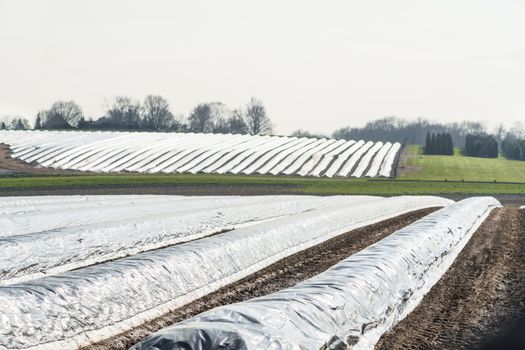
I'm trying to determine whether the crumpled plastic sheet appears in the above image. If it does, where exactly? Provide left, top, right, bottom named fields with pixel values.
left=0, top=195, right=378, bottom=285
left=0, top=195, right=280, bottom=237
left=0, top=195, right=452, bottom=349
left=0, top=130, right=402, bottom=177
left=132, top=197, right=500, bottom=350
left=0, top=195, right=164, bottom=216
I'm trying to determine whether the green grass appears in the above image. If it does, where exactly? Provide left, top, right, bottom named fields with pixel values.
left=1, top=172, right=525, bottom=195
left=399, top=145, right=525, bottom=183
left=2, top=144, right=525, bottom=195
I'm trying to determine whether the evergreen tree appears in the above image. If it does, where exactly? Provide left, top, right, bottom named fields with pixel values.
left=34, top=113, right=42, bottom=129
left=425, top=132, right=431, bottom=154
left=445, top=133, right=451, bottom=154
left=465, top=133, right=498, bottom=158
left=424, top=132, right=454, bottom=156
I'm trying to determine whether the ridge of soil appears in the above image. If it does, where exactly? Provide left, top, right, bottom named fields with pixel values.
left=85, top=207, right=438, bottom=349
left=376, top=207, right=525, bottom=350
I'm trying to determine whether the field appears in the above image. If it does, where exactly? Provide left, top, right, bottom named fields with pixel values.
left=0, top=130, right=401, bottom=178
left=0, top=133, right=524, bottom=349
left=399, top=145, right=525, bottom=182
left=3, top=195, right=520, bottom=350
left=1, top=173, right=525, bottom=199
left=0, top=195, right=454, bottom=349
left=2, top=132, right=525, bottom=201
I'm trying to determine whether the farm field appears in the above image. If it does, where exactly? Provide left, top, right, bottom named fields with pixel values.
left=1, top=131, right=524, bottom=349
left=1, top=194, right=520, bottom=350
left=399, top=145, right=525, bottom=182
left=95, top=207, right=438, bottom=349
left=377, top=206, right=525, bottom=349
left=4, top=2, right=525, bottom=349
left=0, top=130, right=400, bottom=178
left=1, top=173, right=525, bottom=198
left=129, top=197, right=499, bottom=349
left=2, top=135, right=525, bottom=199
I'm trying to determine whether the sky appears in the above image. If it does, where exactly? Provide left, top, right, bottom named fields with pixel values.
left=1, top=0, right=524, bottom=135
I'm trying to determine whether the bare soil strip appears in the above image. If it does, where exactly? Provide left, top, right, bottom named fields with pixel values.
left=376, top=207, right=525, bottom=350
left=394, top=144, right=419, bottom=177
left=0, top=144, right=77, bottom=174
left=85, top=207, right=438, bottom=349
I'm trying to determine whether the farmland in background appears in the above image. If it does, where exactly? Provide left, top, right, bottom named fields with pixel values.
left=399, top=145, right=525, bottom=182
left=1, top=133, right=525, bottom=198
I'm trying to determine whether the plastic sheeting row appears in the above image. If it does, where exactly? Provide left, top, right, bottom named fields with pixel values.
left=0, top=130, right=401, bottom=178
left=133, top=197, right=500, bottom=350
left=0, top=195, right=452, bottom=349
left=0, top=195, right=368, bottom=285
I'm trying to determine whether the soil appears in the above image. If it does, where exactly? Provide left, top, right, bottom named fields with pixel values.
left=0, top=183, right=304, bottom=197
left=84, top=207, right=438, bottom=350
left=376, top=207, right=525, bottom=350
left=0, top=144, right=78, bottom=175
left=395, top=145, right=421, bottom=177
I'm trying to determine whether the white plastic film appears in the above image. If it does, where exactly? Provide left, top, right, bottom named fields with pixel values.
left=132, top=197, right=499, bottom=350
left=0, top=195, right=451, bottom=349
left=0, top=130, right=402, bottom=178
left=0, top=195, right=363, bottom=285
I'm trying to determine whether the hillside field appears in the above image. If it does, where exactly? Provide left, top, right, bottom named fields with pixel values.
left=399, top=145, right=525, bottom=182
left=1, top=142, right=525, bottom=198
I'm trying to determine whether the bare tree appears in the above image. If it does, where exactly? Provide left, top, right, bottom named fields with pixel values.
left=141, top=95, right=174, bottom=131
left=105, top=96, right=141, bottom=129
left=188, top=102, right=230, bottom=133
left=209, top=102, right=230, bottom=133
left=228, top=108, right=248, bottom=134
left=509, top=121, right=525, bottom=139
left=44, top=100, right=83, bottom=128
left=10, top=117, right=30, bottom=130
left=459, top=120, right=485, bottom=135
left=168, top=114, right=188, bottom=132
left=244, top=97, right=272, bottom=135
left=492, top=123, right=506, bottom=143
left=188, top=103, right=212, bottom=133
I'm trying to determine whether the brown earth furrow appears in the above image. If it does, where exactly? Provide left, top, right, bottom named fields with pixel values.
left=85, top=207, right=438, bottom=350
left=376, top=207, right=525, bottom=350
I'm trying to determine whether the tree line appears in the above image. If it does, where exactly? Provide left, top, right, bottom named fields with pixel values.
left=464, top=134, right=499, bottom=158
left=501, top=135, right=525, bottom=161
left=0, top=118, right=30, bottom=130
left=332, top=116, right=488, bottom=146
left=7, top=95, right=273, bottom=136
left=5, top=104, right=525, bottom=161
left=333, top=116, right=525, bottom=161
left=424, top=132, right=454, bottom=155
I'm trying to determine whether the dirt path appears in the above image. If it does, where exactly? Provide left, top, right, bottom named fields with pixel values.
left=376, top=207, right=525, bottom=350
left=85, top=207, right=438, bottom=350
left=395, top=144, right=420, bottom=177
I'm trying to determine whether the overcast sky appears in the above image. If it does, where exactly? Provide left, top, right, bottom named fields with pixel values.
left=1, top=0, right=524, bottom=134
